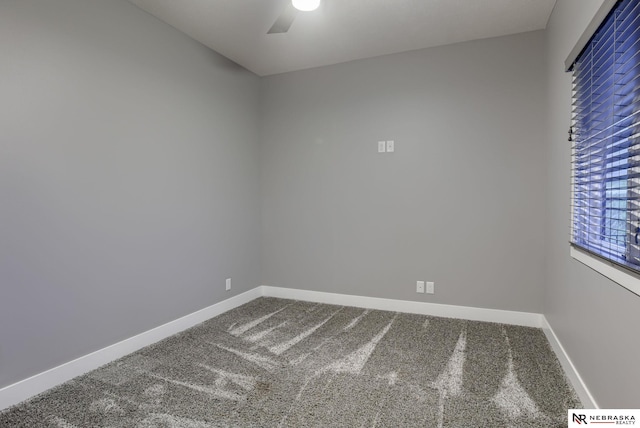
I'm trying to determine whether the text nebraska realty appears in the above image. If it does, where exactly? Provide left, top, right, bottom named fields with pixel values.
left=574, top=413, right=636, bottom=424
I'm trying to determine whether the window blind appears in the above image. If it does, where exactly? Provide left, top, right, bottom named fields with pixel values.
left=570, top=0, right=640, bottom=271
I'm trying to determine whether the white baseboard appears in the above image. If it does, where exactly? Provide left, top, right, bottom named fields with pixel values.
left=260, top=285, right=545, bottom=327
left=1, top=285, right=595, bottom=414
left=0, top=287, right=261, bottom=412
left=541, top=317, right=598, bottom=409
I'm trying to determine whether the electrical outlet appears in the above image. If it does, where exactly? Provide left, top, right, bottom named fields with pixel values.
left=378, top=141, right=386, bottom=153
left=416, top=280, right=425, bottom=294
left=386, top=140, right=395, bottom=153
left=426, top=281, right=435, bottom=294
left=225, top=278, right=231, bottom=291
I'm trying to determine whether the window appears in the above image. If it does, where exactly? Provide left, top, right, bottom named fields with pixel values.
left=569, top=0, right=640, bottom=279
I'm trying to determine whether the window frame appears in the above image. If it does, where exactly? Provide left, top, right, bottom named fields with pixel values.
left=567, top=0, right=640, bottom=297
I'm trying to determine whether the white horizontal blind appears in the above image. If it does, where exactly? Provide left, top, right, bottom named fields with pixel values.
left=570, top=0, right=640, bottom=271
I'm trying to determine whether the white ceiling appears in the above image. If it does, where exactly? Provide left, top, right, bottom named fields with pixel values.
left=128, top=0, right=556, bottom=76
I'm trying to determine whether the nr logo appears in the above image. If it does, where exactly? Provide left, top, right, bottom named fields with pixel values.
left=573, top=413, right=588, bottom=424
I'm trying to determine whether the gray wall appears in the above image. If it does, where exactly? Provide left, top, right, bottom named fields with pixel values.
left=0, top=0, right=261, bottom=389
left=260, top=31, right=547, bottom=313
left=545, top=0, right=640, bottom=408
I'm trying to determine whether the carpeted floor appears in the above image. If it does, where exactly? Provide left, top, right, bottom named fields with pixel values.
left=0, top=297, right=581, bottom=427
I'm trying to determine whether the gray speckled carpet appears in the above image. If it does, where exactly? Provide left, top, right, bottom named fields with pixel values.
left=0, top=298, right=581, bottom=427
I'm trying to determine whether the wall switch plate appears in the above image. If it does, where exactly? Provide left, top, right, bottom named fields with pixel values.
left=386, top=140, right=395, bottom=152
left=226, top=278, right=231, bottom=291
left=378, top=141, right=386, bottom=153
left=426, top=281, right=435, bottom=294
left=416, top=280, right=425, bottom=293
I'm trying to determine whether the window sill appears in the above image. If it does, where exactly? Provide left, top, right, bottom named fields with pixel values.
left=570, top=246, right=640, bottom=297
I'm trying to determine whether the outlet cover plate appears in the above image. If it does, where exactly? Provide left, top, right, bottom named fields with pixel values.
left=426, top=281, right=434, bottom=294
left=386, top=140, right=395, bottom=152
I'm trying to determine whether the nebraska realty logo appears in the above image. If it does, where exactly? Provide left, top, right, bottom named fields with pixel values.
left=569, top=409, right=639, bottom=426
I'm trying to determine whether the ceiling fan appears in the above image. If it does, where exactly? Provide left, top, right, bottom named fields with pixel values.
left=268, top=0, right=321, bottom=34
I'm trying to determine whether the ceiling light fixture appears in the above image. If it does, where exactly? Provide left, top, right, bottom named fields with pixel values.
left=292, top=0, right=321, bottom=12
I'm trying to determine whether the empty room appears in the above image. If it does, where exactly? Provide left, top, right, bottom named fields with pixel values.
left=1, top=0, right=639, bottom=426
